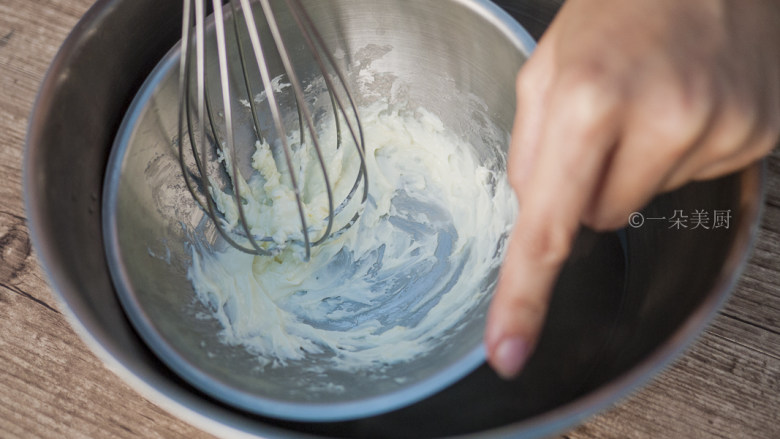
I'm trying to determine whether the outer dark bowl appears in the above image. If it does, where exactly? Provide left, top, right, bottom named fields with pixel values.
left=24, top=0, right=764, bottom=437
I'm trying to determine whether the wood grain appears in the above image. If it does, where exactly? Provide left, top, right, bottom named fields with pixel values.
left=0, top=1, right=213, bottom=438
left=0, top=1, right=778, bottom=438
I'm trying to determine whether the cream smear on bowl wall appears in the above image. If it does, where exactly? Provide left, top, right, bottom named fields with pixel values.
left=188, top=96, right=518, bottom=376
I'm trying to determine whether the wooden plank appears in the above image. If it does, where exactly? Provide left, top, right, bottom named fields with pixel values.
left=564, top=327, right=780, bottom=439
left=0, top=0, right=215, bottom=437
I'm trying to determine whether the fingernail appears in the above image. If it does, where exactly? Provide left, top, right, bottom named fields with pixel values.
left=493, top=336, right=529, bottom=379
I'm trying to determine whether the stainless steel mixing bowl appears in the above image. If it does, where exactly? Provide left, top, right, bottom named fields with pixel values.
left=24, top=0, right=764, bottom=437
left=100, top=0, right=534, bottom=422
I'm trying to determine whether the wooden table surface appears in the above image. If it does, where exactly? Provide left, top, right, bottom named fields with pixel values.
left=1, top=1, right=778, bottom=438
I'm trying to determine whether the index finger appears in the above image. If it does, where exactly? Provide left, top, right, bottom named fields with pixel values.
left=486, top=73, right=622, bottom=378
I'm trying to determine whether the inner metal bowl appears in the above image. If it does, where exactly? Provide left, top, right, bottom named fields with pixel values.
left=24, top=0, right=764, bottom=437
left=101, top=0, right=532, bottom=421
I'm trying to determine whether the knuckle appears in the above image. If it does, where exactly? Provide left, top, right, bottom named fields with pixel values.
left=641, top=77, right=713, bottom=158
left=517, top=220, right=575, bottom=266
left=553, top=63, right=625, bottom=139
left=505, top=293, right=548, bottom=326
left=651, top=111, right=703, bottom=165
left=559, top=57, right=623, bottom=99
left=560, top=56, right=617, bottom=90
left=559, top=79, right=616, bottom=122
left=699, top=97, right=768, bottom=166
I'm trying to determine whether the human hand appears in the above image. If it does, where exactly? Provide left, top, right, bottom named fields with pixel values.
left=486, top=0, right=780, bottom=378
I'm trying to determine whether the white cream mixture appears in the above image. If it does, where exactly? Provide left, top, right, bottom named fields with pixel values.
left=188, top=100, right=516, bottom=372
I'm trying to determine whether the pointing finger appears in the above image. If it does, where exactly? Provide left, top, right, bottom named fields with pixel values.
left=486, top=69, right=622, bottom=378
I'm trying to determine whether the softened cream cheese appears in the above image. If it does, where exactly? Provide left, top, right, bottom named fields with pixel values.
left=188, top=99, right=516, bottom=372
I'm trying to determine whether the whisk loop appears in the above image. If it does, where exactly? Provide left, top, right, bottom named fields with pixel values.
left=178, top=0, right=368, bottom=261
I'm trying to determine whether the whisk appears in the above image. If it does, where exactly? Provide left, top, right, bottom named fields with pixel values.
left=177, top=0, right=368, bottom=261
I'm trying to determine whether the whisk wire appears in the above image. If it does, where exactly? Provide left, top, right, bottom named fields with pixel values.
left=240, top=0, right=319, bottom=259
left=252, top=0, right=337, bottom=247
left=227, top=0, right=265, bottom=148
left=212, top=0, right=280, bottom=256
left=178, top=0, right=368, bottom=260
left=179, top=0, right=271, bottom=256
left=286, top=0, right=368, bottom=195
left=284, top=0, right=369, bottom=226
